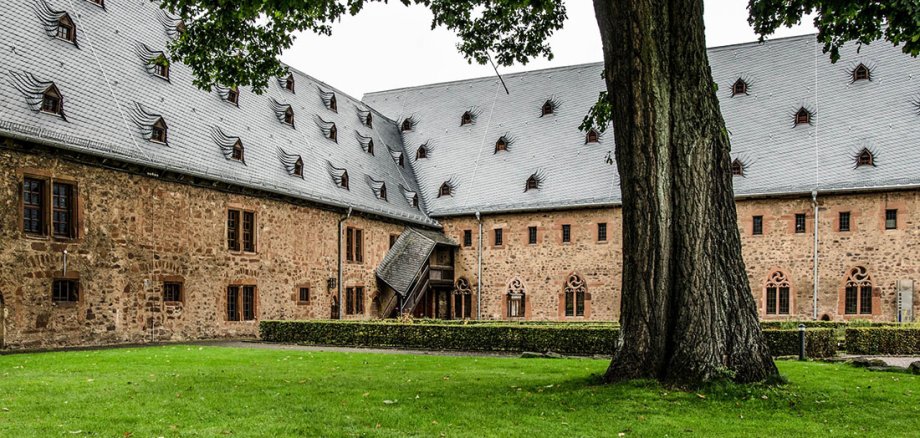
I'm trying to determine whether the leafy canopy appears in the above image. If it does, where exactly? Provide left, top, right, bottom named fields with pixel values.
left=161, top=0, right=566, bottom=92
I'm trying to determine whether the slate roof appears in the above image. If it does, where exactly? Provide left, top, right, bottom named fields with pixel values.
left=364, top=34, right=920, bottom=216
left=376, top=227, right=458, bottom=296
left=0, top=0, right=434, bottom=227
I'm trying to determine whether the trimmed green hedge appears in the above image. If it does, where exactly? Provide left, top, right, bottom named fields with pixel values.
left=846, top=328, right=920, bottom=355
left=763, top=328, right=837, bottom=358
left=260, top=321, right=838, bottom=358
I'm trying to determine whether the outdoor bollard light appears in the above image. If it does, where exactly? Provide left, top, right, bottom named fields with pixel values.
left=798, top=323, right=807, bottom=361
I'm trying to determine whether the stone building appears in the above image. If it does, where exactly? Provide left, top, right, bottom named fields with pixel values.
left=0, top=1, right=918, bottom=349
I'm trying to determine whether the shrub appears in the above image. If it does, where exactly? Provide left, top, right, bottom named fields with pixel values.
left=762, top=328, right=837, bottom=358
left=845, top=328, right=920, bottom=355
left=261, top=321, right=839, bottom=358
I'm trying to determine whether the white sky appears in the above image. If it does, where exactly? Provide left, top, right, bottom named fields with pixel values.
left=281, top=0, right=816, bottom=99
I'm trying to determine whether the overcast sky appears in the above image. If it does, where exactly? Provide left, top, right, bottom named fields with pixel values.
left=280, top=1, right=816, bottom=99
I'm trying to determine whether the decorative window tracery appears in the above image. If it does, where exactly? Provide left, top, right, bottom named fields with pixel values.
left=764, top=270, right=791, bottom=315
left=453, top=278, right=473, bottom=319
left=563, top=274, right=586, bottom=317
left=506, top=277, right=526, bottom=318
left=844, top=266, right=873, bottom=315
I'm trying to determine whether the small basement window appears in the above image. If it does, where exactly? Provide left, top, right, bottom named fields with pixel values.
left=163, top=282, right=182, bottom=303
left=41, top=85, right=63, bottom=115
left=57, top=15, right=76, bottom=43
left=795, top=108, right=811, bottom=126
left=731, top=78, right=747, bottom=96
left=853, top=64, right=870, bottom=81
left=151, top=118, right=168, bottom=143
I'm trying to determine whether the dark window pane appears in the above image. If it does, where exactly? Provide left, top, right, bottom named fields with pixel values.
left=355, top=230, right=364, bottom=263
left=23, top=178, right=44, bottom=234
left=227, top=210, right=240, bottom=251
left=242, top=211, right=255, bottom=252
left=494, top=229, right=503, bottom=246
left=778, top=287, right=790, bottom=314
left=463, top=230, right=472, bottom=247
left=454, top=294, right=463, bottom=319
left=597, top=223, right=607, bottom=241
left=346, top=287, right=354, bottom=315
left=464, top=294, right=471, bottom=318
left=346, top=228, right=354, bottom=262
left=752, top=216, right=763, bottom=235
left=242, top=286, right=256, bottom=320
left=52, top=182, right=74, bottom=238
left=227, top=286, right=240, bottom=321
left=163, top=282, right=182, bottom=302
left=576, top=291, right=585, bottom=316
left=299, top=287, right=310, bottom=302
left=356, top=287, right=364, bottom=314
left=52, top=279, right=79, bottom=303
left=839, top=212, right=850, bottom=232
left=766, top=287, right=777, bottom=314
left=528, top=226, right=537, bottom=244
left=564, top=291, right=573, bottom=316
left=795, top=214, right=806, bottom=233
left=562, top=224, right=571, bottom=243
left=845, top=286, right=858, bottom=314
left=885, top=209, right=897, bottom=230
left=860, top=285, right=872, bottom=314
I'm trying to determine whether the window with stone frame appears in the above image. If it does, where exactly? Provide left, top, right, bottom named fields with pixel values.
left=22, top=177, right=78, bottom=239
left=561, top=224, right=572, bottom=243
left=564, top=274, right=586, bottom=317
left=227, top=208, right=256, bottom=252
left=298, top=287, right=310, bottom=303
left=22, top=177, right=45, bottom=235
left=51, top=182, right=75, bottom=238
left=885, top=209, right=897, bottom=230
left=764, top=270, right=790, bottom=315
left=163, top=282, right=182, bottom=303
left=597, top=222, right=607, bottom=241
left=463, top=230, right=472, bottom=247
left=839, top=211, right=851, bottom=232
left=346, top=286, right=365, bottom=315
left=528, top=226, right=537, bottom=245
left=752, top=215, right=763, bottom=235
left=227, top=285, right=257, bottom=321
left=346, top=227, right=364, bottom=263
left=794, top=213, right=806, bottom=233
left=453, top=278, right=473, bottom=319
left=494, top=228, right=503, bottom=247
left=52, top=279, right=79, bottom=303
left=506, top=278, right=526, bottom=318
left=843, top=266, right=873, bottom=315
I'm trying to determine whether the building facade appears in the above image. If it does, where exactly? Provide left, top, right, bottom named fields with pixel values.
left=0, top=1, right=918, bottom=349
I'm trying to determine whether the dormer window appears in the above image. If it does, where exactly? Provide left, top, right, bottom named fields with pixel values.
left=795, top=108, right=811, bottom=126
left=56, top=15, right=76, bottom=43
left=367, top=139, right=375, bottom=155
left=340, top=171, right=349, bottom=189
left=151, top=56, right=170, bottom=80
left=412, top=194, right=419, bottom=208
left=231, top=140, right=244, bottom=161
left=151, top=118, right=168, bottom=143
left=379, top=183, right=387, bottom=201
left=329, top=95, right=337, bottom=112
left=285, top=74, right=295, bottom=93
left=283, top=107, right=295, bottom=126
left=401, top=119, right=413, bottom=131
left=461, top=111, right=473, bottom=126
left=365, top=113, right=373, bottom=128
left=731, top=78, right=748, bottom=96
left=398, top=154, right=404, bottom=167
left=585, top=129, right=599, bottom=144
left=40, top=85, right=63, bottom=115
left=731, top=159, right=744, bottom=176
left=293, top=158, right=304, bottom=177
left=87, top=0, right=104, bottom=6
left=328, top=124, right=337, bottom=142
left=495, top=137, right=508, bottom=152
left=857, top=149, right=874, bottom=167
left=525, top=175, right=539, bottom=191
left=227, top=87, right=239, bottom=105
left=417, top=144, right=428, bottom=159
left=175, top=21, right=187, bottom=35
left=853, top=64, right=870, bottom=82
left=439, top=182, right=452, bottom=197
left=541, top=100, right=554, bottom=116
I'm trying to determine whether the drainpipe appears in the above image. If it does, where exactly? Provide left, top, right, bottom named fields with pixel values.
left=337, top=207, right=353, bottom=320
left=812, top=190, right=819, bottom=320
left=476, top=211, right=483, bottom=320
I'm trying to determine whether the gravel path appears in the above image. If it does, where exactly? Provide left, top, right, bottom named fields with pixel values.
left=839, top=355, right=920, bottom=368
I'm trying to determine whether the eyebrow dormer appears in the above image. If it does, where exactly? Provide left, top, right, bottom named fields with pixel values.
left=40, top=84, right=63, bottom=115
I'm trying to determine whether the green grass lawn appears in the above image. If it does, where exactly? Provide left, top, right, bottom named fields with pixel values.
left=0, top=346, right=918, bottom=437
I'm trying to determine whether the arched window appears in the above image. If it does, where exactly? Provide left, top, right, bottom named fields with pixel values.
left=844, top=266, right=873, bottom=315
left=328, top=124, right=337, bottom=142
left=495, top=137, right=508, bottom=153
left=293, top=158, right=304, bottom=177
left=283, top=107, right=295, bottom=126
left=506, top=277, right=526, bottom=318
left=541, top=100, right=554, bottom=116
left=57, top=14, right=76, bottom=43
left=525, top=175, right=539, bottom=192
left=857, top=149, right=874, bottom=167
left=453, top=278, right=472, bottom=319
left=853, top=64, right=870, bottom=82
left=794, top=108, right=811, bottom=126
left=41, top=85, right=63, bottom=115
left=764, top=270, right=791, bottom=315
left=731, top=78, right=748, bottom=96
left=416, top=145, right=428, bottom=159
left=461, top=111, right=473, bottom=126
left=731, top=159, right=744, bottom=176
left=231, top=140, right=244, bottom=161
left=438, top=182, right=452, bottom=197
left=340, top=171, right=349, bottom=189
left=564, top=274, right=586, bottom=317
left=585, top=129, right=599, bottom=144
left=151, top=118, right=168, bottom=143
left=329, top=95, right=337, bottom=112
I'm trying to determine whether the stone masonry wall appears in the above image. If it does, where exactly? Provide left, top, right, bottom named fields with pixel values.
left=0, top=144, right=402, bottom=349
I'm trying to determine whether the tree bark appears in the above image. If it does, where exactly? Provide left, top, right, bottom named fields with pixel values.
left=593, top=0, right=778, bottom=384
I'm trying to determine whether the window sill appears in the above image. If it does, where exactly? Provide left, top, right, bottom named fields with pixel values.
left=163, top=301, right=183, bottom=306
left=296, top=301, right=310, bottom=306
left=52, top=302, right=79, bottom=308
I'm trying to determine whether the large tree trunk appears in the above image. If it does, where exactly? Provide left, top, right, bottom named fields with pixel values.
left=593, top=0, right=778, bottom=384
